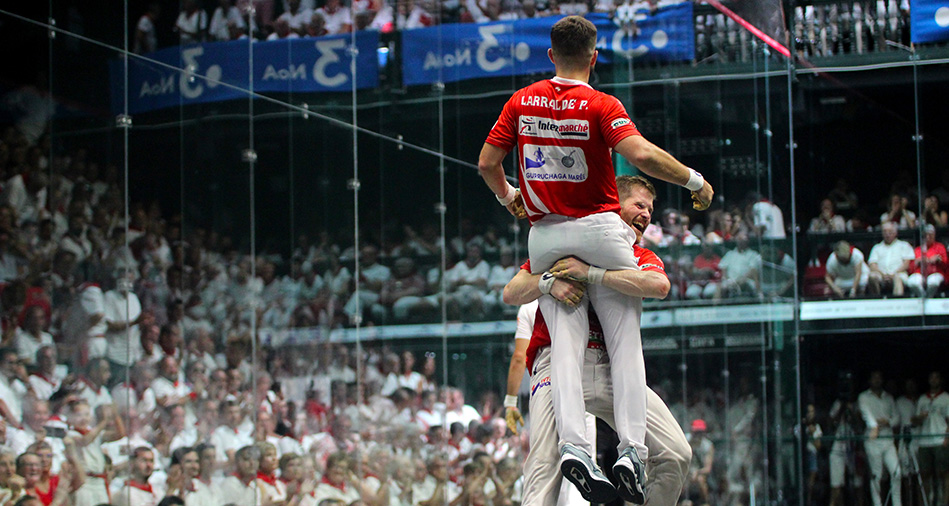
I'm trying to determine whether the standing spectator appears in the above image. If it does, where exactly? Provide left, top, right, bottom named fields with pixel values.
left=809, top=198, right=847, bottom=233
left=760, top=246, right=796, bottom=298
left=175, top=0, right=209, bottom=44
left=134, top=3, right=162, bottom=54
left=829, top=393, right=863, bottom=506
left=825, top=241, right=869, bottom=298
left=113, top=447, right=159, bottom=506
left=685, top=419, right=713, bottom=506
left=896, top=378, right=921, bottom=503
left=13, top=306, right=53, bottom=367
left=750, top=194, right=786, bottom=239
left=718, top=232, right=761, bottom=298
left=881, top=193, right=917, bottom=230
left=104, top=273, right=143, bottom=383
left=858, top=370, right=902, bottom=506
left=685, top=243, right=721, bottom=300
left=913, top=371, right=949, bottom=506
left=316, top=0, right=353, bottom=34
left=802, top=404, right=823, bottom=506
left=868, top=222, right=915, bottom=297
left=907, top=225, right=947, bottom=297
left=209, top=0, right=245, bottom=41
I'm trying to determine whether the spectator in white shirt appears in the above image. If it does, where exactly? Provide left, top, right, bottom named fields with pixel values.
left=858, top=370, right=902, bottom=506
left=28, top=346, right=64, bottom=401
left=278, top=0, right=314, bottom=34
left=912, top=371, right=949, bottom=504
left=209, top=0, right=246, bottom=41
left=342, top=245, right=390, bottom=324
left=881, top=193, right=917, bottom=230
left=176, top=0, right=209, bottom=44
left=825, top=241, right=869, bottom=298
left=808, top=198, right=847, bottom=233
left=316, top=0, right=354, bottom=34
left=0, top=348, right=27, bottom=427
left=868, top=222, right=915, bottom=296
left=446, top=242, right=490, bottom=319
left=718, top=232, right=761, bottom=298
left=209, top=400, right=253, bottom=464
left=13, top=306, right=53, bottom=367
left=113, top=447, right=159, bottom=506
left=152, top=356, right=192, bottom=409
left=751, top=195, right=787, bottom=239
left=134, top=3, right=161, bottom=54
left=218, top=446, right=262, bottom=506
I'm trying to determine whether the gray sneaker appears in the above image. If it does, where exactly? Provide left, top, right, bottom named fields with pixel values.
left=560, top=443, right=617, bottom=503
left=612, top=446, right=646, bottom=504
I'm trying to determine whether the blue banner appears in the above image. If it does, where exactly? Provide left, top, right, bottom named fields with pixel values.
left=911, top=0, right=949, bottom=43
left=111, top=32, right=380, bottom=114
left=401, top=4, right=694, bottom=86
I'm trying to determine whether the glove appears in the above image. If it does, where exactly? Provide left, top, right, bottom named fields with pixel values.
left=505, top=406, right=525, bottom=435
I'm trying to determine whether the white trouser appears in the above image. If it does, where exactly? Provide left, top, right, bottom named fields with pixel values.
left=529, top=212, right=648, bottom=460
left=864, top=438, right=902, bottom=506
left=523, top=347, right=691, bottom=506
left=907, top=272, right=944, bottom=297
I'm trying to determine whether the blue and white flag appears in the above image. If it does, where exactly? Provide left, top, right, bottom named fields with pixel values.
left=111, top=31, right=380, bottom=115
left=911, top=0, right=949, bottom=44
left=400, top=3, right=694, bottom=86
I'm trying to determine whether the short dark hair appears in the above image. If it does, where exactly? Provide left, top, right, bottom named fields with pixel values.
left=616, top=175, right=656, bottom=201
left=550, top=16, right=597, bottom=68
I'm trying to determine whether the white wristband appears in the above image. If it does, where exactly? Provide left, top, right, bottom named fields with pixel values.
left=538, top=272, right=555, bottom=295
left=496, top=183, right=517, bottom=206
left=504, top=395, right=518, bottom=408
left=587, top=266, right=606, bottom=285
left=684, top=168, right=705, bottom=192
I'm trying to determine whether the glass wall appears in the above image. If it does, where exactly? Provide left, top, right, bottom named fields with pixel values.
left=2, top=1, right=949, bottom=505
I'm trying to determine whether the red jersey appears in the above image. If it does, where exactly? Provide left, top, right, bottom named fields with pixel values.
left=485, top=77, right=642, bottom=223
left=912, top=242, right=948, bottom=277
left=521, top=245, right=665, bottom=373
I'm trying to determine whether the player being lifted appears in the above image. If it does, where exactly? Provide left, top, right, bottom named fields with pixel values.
left=479, top=15, right=713, bottom=504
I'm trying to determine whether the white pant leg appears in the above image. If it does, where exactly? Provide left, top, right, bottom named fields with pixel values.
left=73, top=477, right=110, bottom=506
left=583, top=349, right=690, bottom=506
left=885, top=442, right=902, bottom=506
left=927, top=273, right=944, bottom=296
left=523, top=349, right=562, bottom=506
left=830, top=450, right=846, bottom=488
left=907, top=273, right=925, bottom=297
left=529, top=212, right=639, bottom=457
left=523, top=348, right=594, bottom=506
left=587, top=282, right=647, bottom=458
left=866, top=440, right=902, bottom=506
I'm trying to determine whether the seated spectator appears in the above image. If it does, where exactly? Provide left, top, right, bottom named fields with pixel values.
left=825, top=241, right=869, bottom=298
left=399, top=0, right=436, bottom=29
left=412, top=454, right=461, bottom=506
left=718, top=232, right=761, bottom=298
left=880, top=193, right=916, bottom=230
left=704, top=209, right=741, bottom=244
left=175, top=0, right=209, bottom=44
left=378, top=257, right=427, bottom=323
left=907, top=224, right=946, bottom=297
left=846, top=209, right=873, bottom=233
left=267, top=18, right=301, bottom=40
left=446, top=243, right=489, bottom=320
left=278, top=0, right=313, bottom=35
left=217, top=445, right=260, bottom=506
left=13, top=306, right=53, bottom=367
left=316, top=0, right=353, bottom=34
left=760, top=245, right=796, bottom=298
left=306, top=11, right=330, bottom=37
left=868, top=221, right=915, bottom=296
left=484, top=247, right=517, bottom=312
left=808, top=198, right=846, bottom=233
left=922, top=194, right=948, bottom=228
left=209, top=0, right=245, bottom=41
left=685, top=243, right=721, bottom=300
left=342, top=245, right=390, bottom=325
left=27, top=346, right=64, bottom=401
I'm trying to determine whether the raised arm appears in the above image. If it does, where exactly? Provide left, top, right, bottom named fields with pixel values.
left=613, top=135, right=713, bottom=211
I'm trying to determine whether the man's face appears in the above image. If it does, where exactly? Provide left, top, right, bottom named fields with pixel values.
left=181, top=451, right=200, bottom=479
left=619, top=186, right=654, bottom=244
left=134, top=452, right=155, bottom=481
left=882, top=225, right=897, bottom=244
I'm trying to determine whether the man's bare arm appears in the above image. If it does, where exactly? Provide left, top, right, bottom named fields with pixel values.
left=613, top=135, right=714, bottom=210
left=502, top=268, right=585, bottom=307
left=549, top=256, right=670, bottom=299
left=478, top=143, right=526, bottom=219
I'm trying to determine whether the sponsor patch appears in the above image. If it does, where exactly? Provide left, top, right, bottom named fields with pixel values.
left=640, top=263, right=664, bottom=271
left=522, top=144, right=588, bottom=183
left=518, top=116, right=590, bottom=140
left=531, top=376, right=551, bottom=396
left=611, top=118, right=631, bottom=129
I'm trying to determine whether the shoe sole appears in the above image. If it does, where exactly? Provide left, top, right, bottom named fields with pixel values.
left=561, top=457, right=618, bottom=503
left=613, top=462, right=646, bottom=504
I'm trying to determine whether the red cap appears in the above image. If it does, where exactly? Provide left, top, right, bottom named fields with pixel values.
left=691, top=419, right=707, bottom=432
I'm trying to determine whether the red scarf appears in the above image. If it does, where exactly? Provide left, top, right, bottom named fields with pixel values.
left=321, top=475, right=346, bottom=492
left=257, top=471, right=277, bottom=486
left=127, top=480, right=154, bottom=493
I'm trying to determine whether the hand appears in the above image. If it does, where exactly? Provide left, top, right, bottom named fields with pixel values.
left=505, top=407, right=524, bottom=435
left=550, top=278, right=585, bottom=308
left=550, top=257, right=591, bottom=283
left=869, top=426, right=880, bottom=440
left=691, top=181, right=714, bottom=211
left=506, top=190, right=527, bottom=219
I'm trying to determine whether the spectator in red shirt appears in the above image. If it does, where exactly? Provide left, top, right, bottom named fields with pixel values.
left=907, top=224, right=947, bottom=297
left=685, top=243, right=721, bottom=300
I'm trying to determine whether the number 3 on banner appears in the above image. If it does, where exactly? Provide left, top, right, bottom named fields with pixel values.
left=180, top=47, right=205, bottom=99
left=314, top=39, right=349, bottom=87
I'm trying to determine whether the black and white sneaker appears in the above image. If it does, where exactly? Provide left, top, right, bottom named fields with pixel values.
left=612, top=446, right=647, bottom=504
left=560, top=443, right=617, bottom=504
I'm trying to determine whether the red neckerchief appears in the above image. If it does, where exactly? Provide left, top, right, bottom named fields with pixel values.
left=127, top=480, right=154, bottom=493
left=184, top=479, right=197, bottom=493
left=81, top=377, right=101, bottom=395
left=72, top=426, right=90, bottom=436
left=321, top=475, right=346, bottom=492
left=257, top=471, right=277, bottom=486
left=927, top=390, right=944, bottom=401
left=31, top=373, right=58, bottom=386
left=33, top=474, right=59, bottom=506
left=365, top=472, right=380, bottom=480
left=233, top=472, right=255, bottom=487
